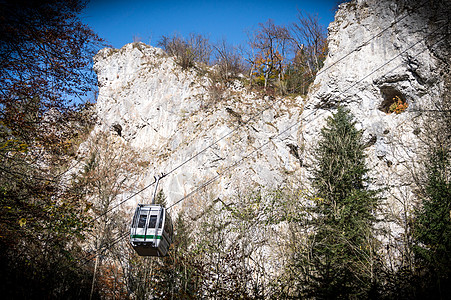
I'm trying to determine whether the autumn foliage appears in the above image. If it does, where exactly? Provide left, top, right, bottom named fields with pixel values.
left=0, top=0, right=104, bottom=298
left=246, top=14, right=328, bottom=94
left=389, top=96, right=409, bottom=114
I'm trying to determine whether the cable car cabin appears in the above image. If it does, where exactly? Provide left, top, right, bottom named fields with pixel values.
left=130, top=204, right=173, bottom=256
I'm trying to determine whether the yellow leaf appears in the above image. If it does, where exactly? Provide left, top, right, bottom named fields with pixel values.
left=19, top=218, right=26, bottom=227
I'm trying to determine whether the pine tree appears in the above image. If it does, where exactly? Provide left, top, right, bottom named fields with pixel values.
left=147, top=211, right=201, bottom=299
left=413, top=147, right=451, bottom=298
left=303, top=107, right=380, bottom=299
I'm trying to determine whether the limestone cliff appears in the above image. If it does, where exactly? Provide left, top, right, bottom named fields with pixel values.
left=91, top=43, right=303, bottom=211
left=88, top=0, right=450, bottom=216
left=301, top=0, right=450, bottom=240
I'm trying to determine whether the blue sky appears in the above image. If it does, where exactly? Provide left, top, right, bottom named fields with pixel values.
left=82, top=0, right=339, bottom=49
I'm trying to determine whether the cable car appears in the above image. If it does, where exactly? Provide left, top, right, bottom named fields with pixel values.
left=130, top=204, right=173, bottom=256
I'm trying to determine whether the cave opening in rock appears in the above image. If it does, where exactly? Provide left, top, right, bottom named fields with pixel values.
left=112, top=123, right=122, bottom=136
left=378, top=86, right=408, bottom=114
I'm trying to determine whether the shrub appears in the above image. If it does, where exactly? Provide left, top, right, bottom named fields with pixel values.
left=157, top=33, right=211, bottom=70
left=389, top=96, right=409, bottom=114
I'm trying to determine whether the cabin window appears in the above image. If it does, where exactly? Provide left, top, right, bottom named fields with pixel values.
left=137, top=215, right=147, bottom=228
left=148, top=215, right=157, bottom=229
left=132, top=210, right=138, bottom=227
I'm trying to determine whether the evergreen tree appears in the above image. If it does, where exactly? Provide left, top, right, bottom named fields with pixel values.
left=302, top=107, right=380, bottom=299
left=146, top=211, right=201, bottom=299
left=413, top=147, right=451, bottom=298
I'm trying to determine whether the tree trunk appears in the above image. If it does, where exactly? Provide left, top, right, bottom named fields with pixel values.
left=90, top=254, right=99, bottom=300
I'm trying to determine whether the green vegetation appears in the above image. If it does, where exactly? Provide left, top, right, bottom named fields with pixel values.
left=1, top=0, right=449, bottom=299
left=302, top=107, right=381, bottom=298
left=157, top=12, right=327, bottom=97
left=412, top=148, right=451, bottom=298
left=0, top=0, right=104, bottom=298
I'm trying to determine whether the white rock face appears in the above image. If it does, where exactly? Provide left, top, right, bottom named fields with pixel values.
left=303, top=0, right=448, bottom=189
left=92, top=43, right=303, bottom=211
left=90, top=0, right=449, bottom=219
left=301, top=0, right=450, bottom=244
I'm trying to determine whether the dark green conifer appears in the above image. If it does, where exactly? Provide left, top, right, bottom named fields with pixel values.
left=304, top=107, right=380, bottom=299
left=413, top=147, right=451, bottom=298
